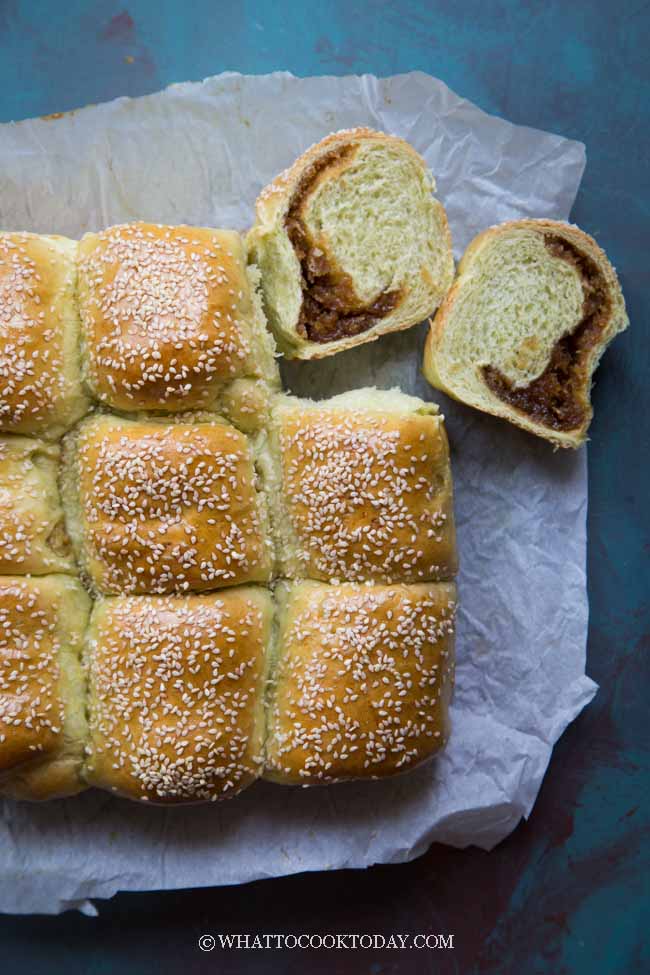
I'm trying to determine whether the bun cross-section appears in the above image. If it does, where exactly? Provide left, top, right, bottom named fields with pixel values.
left=423, top=219, right=628, bottom=447
left=247, top=128, right=454, bottom=360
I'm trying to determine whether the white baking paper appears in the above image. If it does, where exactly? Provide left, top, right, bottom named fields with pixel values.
left=0, top=71, right=594, bottom=915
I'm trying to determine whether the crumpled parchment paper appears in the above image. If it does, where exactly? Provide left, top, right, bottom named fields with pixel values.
left=0, top=71, right=594, bottom=915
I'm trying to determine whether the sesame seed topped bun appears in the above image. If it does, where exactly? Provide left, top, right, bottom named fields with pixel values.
left=266, top=388, right=457, bottom=584
left=62, top=414, right=274, bottom=595
left=0, top=436, right=75, bottom=575
left=84, top=587, right=273, bottom=804
left=0, top=233, right=89, bottom=439
left=0, top=575, right=90, bottom=801
left=265, top=580, right=456, bottom=785
left=77, top=223, right=278, bottom=413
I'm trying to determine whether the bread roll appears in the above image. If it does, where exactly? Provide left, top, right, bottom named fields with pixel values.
left=264, top=388, right=457, bottom=584
left=0, top=575, right=90, bottom=800
left=423, top=219, right=629, bottom=448
left=264, top=580, right=456, bottom=784
left=84, top=588, right=273, bottom=803
left=247, top=128, right=454, bottom=359
left=0, top=211, right=464, bottom=803
left=0, top=233, right=89, bottom=439
left=0, top=436, right=75, bottom=575
left=77, top=223, right=278, bottom=413
left=62, top=414, right=273, bottom=595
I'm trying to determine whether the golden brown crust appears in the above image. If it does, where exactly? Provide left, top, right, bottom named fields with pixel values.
left=77, top=223, right=264, bottom=412
left=0, top=436, right=74, bottom=575
left=84, top=588, right=273, bottom=803
left=70, top=415, right=273, bottom=595
left=264, top=581, right=456, bottom=784
left=0, top=578, right=61, bottom=774
left=274, top=403, right=457, bottom=582
left=0, top=575, right=90, bottom=798
left=423, top=219, right=629, bottom=448
left=0, top=751, right=87, bottom=801
left=0, top=233, right=88, bottom=438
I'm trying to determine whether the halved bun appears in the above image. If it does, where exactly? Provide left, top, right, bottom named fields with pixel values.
left=247, top=128, right=454, bottom=360
left=423, top=219, right=628, bottom=448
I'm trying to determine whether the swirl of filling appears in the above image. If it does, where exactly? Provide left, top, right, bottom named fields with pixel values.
left=482, top=234, right=611, bottom=431
left=285, top=146, right=402, bottom=344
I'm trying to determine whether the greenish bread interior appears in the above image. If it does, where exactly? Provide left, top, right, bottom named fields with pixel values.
left=437, top=230, right=584, bottom=397
left=305, top=144, right=449, bottom=305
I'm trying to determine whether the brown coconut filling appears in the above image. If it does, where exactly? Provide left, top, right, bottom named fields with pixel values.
left=482, top=234, right=611, bottom=431
left=285, top=145, right=402, bottom=344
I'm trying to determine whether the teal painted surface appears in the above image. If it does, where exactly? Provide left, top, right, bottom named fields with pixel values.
left=0, top=1, right=648, bottom=972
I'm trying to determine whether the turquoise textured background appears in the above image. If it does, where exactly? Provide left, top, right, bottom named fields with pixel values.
left=0, top=1, right=648, bottom=972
